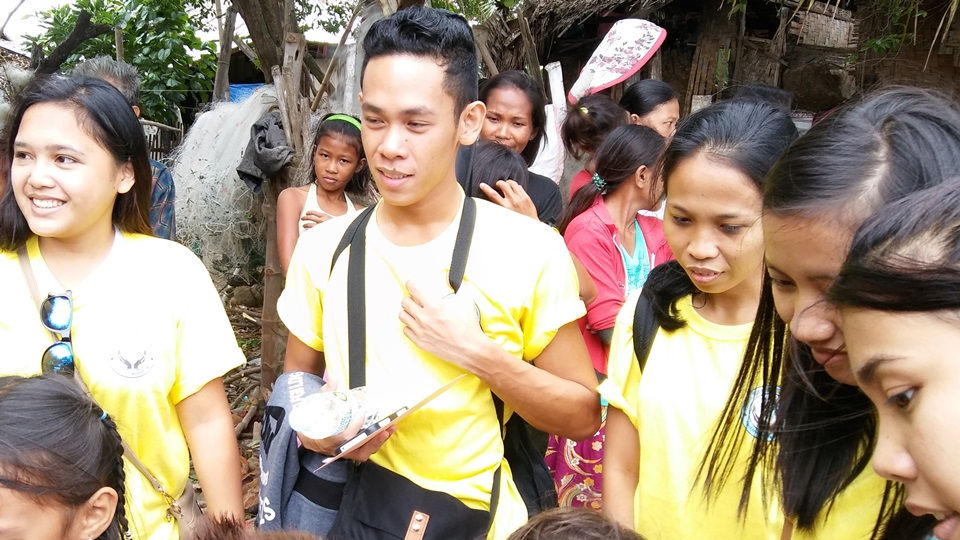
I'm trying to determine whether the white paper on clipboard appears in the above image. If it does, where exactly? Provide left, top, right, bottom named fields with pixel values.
left=312, top=373, right=468, bottom=472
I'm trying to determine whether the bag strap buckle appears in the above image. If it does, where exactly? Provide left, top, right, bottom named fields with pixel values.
left=403, top=511, right=430, bottom=540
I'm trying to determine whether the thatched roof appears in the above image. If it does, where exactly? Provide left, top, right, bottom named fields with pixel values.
left=478, top=0, right=673, bottom=73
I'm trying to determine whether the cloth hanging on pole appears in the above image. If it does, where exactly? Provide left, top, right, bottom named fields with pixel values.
left=567, top=19, right=667, bottom=104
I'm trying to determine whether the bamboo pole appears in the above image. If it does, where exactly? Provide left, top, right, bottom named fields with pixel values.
left=311, top=1, right=362, bottom=112
left=213, top=6, right=238, bottom=101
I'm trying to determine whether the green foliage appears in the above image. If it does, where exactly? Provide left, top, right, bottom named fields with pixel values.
left=312, top=0, right=500, bottom=33
left=860, top=0, right=926, bottom=54
left=25, top=0, right=217, bottom=125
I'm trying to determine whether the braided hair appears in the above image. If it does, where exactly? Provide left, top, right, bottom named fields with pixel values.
left=0, top=374, right=127, bottom=539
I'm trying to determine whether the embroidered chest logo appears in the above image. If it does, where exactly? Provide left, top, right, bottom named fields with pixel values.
left=741, top=386, right=780, bottom=440
left=109, top=349, right=156, bottom=378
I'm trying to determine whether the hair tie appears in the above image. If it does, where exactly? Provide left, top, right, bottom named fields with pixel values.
left=100, top=410, right=108, bottom=421
left=579, top=106, right=589, bottom=115
left=323, top=114, right=362, bottom=131
left=591, top=172, right=606, bottom=191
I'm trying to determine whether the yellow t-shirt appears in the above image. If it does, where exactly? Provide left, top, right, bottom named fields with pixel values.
left=278, top=197, right=585, bottom=539
left=600, top=292, right=884, bottom=539
left=0, top=233, right=245, bottom=540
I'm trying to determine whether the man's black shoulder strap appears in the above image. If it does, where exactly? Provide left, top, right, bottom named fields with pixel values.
left=327, top=197, right=502, bottom=524
left=632, top=291, right=660, bottom=372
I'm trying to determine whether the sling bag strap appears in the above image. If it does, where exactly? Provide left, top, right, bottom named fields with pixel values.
left=332, top=197, right=502, bottom=526
left=632, top=290, right=660, bottom=372
left=16, top=247, right=183, bottom=506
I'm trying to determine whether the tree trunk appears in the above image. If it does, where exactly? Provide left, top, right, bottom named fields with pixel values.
left=232, top=0, right=286, bottom=82
left=33, top=10, right=111, bottom=74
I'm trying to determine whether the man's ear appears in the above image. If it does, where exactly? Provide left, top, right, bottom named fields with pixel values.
left=74, top=486, right=118, bottom=539
left=131, top=105, right=141, bottom=118
left=458, top=100, right=486, bottom=146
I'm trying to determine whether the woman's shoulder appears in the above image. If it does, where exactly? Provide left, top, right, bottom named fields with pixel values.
left=564, top=202, right=610, bottom=241
left=119, top=233, right=209, bottom=274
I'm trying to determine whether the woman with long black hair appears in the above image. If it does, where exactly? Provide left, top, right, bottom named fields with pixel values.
left=699, top=87, right=960, bottom=539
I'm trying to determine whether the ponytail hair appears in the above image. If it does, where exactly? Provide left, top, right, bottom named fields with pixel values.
left=0, top=375, right=127, bottom=539
left=561, top=94, right=627, bottom=160
left=558, top=125, right=665, bottom=234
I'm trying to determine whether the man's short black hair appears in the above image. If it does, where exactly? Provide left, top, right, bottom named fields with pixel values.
left=362, top=6, right=478, bottom=116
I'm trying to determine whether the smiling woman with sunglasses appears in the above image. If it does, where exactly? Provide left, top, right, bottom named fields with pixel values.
left=0, top=75, right=244, bottom=539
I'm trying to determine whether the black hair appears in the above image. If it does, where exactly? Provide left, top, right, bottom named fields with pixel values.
left=558, top=125, right=665, bottom=234
left=0, top=75, right=152, bottom=251
left=506, top=508, right=644, bottom=540
left=619, top=79, right=678, bottom=118
left=831, top=180, right=960, bottom=312
left=361, top=5, right=477, bottom=117
left=479, top=70, right=548, bottom=166
left=466, top=141, right=530, bottom=200
left=732, top=83, right=793, bottom=113
left=706, top=86, right=960, bottom=538
left=645, top=99, right=797, bottom=330
left=0, top=375, right=127, bottom=539
left=309, top=113, right=371, bottom=199
left=561, top=94, right=627, bottom=160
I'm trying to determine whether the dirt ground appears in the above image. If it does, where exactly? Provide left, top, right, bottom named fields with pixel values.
left=224, top=306, right=265, bottom=522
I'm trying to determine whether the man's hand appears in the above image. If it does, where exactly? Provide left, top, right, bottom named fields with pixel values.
left=399, top=280, right=486, bottom=370
left=479, top=180, right=539, bottom=220
left=295, top=386, right=396, bottom=461
left=298, top=425, right=396, bottom=462
left=300, top=210, right=332, bottom=230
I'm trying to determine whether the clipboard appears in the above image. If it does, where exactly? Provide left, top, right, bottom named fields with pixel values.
left=312, top=373, right=468, bottom=472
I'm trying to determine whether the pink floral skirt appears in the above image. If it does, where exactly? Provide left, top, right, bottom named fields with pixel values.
left=544, top=405, right=606, bottom=510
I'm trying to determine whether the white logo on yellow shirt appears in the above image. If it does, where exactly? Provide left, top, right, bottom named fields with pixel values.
left=741, top=386, right=779, bottom=440
left=110, top=349, right=156, bottom=378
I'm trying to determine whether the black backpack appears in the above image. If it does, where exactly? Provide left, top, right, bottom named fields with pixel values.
left=632, top=292, right=661, bottom=371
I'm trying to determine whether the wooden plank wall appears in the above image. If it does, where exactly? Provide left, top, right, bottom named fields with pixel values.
left=683, top=15, right=737, bottom=115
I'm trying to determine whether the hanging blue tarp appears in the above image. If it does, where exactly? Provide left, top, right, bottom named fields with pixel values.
left=229, top=83, right=264, bottom=103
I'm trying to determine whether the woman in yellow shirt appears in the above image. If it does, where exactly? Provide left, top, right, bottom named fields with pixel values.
left=699, top=88, right=960, bottom=539
left=0, top=75, right=244, bottom=538
left=601, top=99, right=796, bottom=538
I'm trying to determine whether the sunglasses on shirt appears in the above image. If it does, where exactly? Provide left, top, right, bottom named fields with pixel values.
left=40, top=291, right=74, bottom=377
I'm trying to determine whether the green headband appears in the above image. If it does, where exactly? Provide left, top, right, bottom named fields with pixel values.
left=324, top=114, right=361, bottom=131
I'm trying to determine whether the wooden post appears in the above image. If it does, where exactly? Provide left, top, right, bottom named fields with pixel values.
left=475, top=27, right=500, bottom=76
left=649, top=50, right=662, bottom=81
left=260, top=33, right=307, bottom=396
left=213, top=6, right=238, bottom=102
left=114, top=27, right=124, bottom=61
left=517, top=12, right=545, bottom=90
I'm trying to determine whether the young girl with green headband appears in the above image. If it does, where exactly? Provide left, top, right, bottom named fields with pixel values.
left=277, top=113, right=373, bottom=275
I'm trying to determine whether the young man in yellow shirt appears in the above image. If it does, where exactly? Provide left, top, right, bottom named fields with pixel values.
left=277, top=6, right=600, bottom=539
